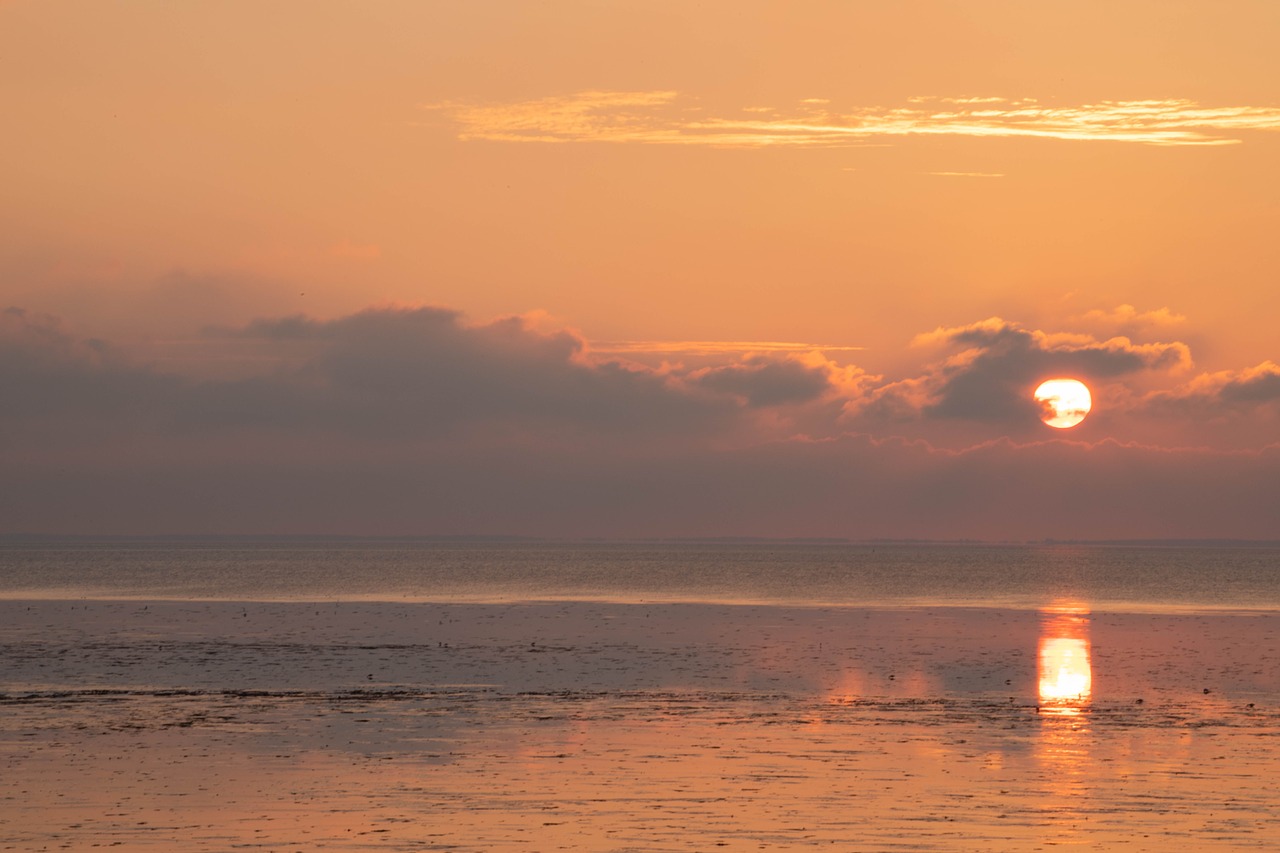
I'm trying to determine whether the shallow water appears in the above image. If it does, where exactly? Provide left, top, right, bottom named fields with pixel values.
left=3, top=600, right=1280, bottom=850
left=8, top=688, right=1280, bottom=851
left=2, top=539, right=1278, bottom=610
left=4, top=542, right=1278, bottom=849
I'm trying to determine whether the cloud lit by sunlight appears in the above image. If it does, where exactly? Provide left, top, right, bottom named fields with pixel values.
left=425, top=93, right=1280, bottom=148
left=1079, top=304, right=1187, bottom=328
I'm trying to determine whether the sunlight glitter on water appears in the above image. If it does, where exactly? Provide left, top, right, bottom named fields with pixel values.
left=1038, top=602, right=1092, bottom=714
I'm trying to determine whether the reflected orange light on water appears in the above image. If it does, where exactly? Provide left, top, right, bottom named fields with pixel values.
left=1035, top=603, right=1094, bottom=846
left=1038, top=602, right=1092, bottom=715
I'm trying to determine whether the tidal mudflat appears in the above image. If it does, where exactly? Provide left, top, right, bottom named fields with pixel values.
left=3, top=600, right=1279, bottom=850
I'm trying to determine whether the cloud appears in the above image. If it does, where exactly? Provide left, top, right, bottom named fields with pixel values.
left=3, top=304, right=1280, bottom=538
left=857, top=318, right=1191, bottom=424
left=1076, top=304, right=1188, bottom=336
left=0, top=307, right=178, bottom=426
left=192, top=306, right=737, bottom=441
left=589, top=340, right=864, bottom=356
left=422, top=90, right=685, bottom=145
left=1220, top=362, right=1280, bottom=404
left=0, top=305, right=1223, bottom=451
left=425, top=93, right=1280, bottom=148
left=5, top=305, right=863, bottom=450
left=1, top=307, right=108, bottom=368
left=1143, top=361, right=1280, bottom=414
left=688, top=353, right=852, bottom=408
left=198, top=310, right=869, bottom=435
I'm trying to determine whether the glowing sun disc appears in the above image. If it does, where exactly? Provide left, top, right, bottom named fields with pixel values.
left=1034, top=378, right=1092, bottom=429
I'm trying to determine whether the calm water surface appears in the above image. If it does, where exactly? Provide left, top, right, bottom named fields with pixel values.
left=1, top=539, right=1277, bottom=610
left=5, top=544, right=1280, bottom=851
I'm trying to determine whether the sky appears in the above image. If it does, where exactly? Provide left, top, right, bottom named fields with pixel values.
left=3, top=1, right=1279, bottom=539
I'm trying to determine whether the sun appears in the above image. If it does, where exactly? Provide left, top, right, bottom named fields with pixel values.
left=1034, top=378, right=1092, bottom=429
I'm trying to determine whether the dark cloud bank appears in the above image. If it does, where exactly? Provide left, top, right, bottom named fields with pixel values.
left=2, top=305, right=1278, bottom=539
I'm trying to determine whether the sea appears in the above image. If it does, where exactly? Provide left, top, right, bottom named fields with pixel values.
left=6, top=539, right=1280, bottom=849
left=1, top=538, right=1278, bottom=610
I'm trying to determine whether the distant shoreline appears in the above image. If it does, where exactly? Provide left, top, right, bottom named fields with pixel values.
left=2, top=533, right=1279, bottom=548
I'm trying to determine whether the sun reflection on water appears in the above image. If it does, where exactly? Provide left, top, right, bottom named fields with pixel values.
left=1038, top=602, right=1092, bottom=716
left=1034, top=600, right=1094, bottom=844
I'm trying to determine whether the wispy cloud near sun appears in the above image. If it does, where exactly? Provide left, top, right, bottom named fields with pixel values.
left=424, top=92, right=1280, bottom=148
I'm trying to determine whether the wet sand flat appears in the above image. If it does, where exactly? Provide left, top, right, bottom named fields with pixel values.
left=3, top=600, right=1280, bottom=850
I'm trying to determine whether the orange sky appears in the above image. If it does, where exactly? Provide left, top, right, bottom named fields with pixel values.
left=2, top=2, right=1278, bottom=537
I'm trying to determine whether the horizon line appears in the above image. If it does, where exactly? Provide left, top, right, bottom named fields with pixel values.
left=2, top=533, right=1277, bottom=548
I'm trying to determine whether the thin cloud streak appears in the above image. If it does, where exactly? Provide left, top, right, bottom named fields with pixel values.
left=1077, top=304, right=1188, bottom=328
left=425, top=93, right=1280, bottom=148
